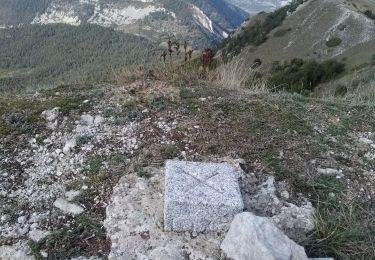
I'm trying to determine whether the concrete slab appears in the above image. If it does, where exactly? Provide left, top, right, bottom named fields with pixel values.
left=164, top=160, right=244, bottom=232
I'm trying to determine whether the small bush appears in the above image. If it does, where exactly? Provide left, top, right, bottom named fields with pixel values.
left=84, top=158, right=103, bottom=175
left=274, top=28, right=292, bottom=37
left=334, top=85, right=348, bottom=97
left=159, top=144, right=179, bottom=159
left=363, top=10, right=375, bottom=20
left=76, top=134, right=92, bottom=147
left=326, top=37, right=342, bottom=48
left=146, top=94, right=167, bottom=110
left=337, top=24, right=346, bottom=31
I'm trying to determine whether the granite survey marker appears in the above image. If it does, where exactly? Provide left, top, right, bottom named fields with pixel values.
left=164, top=160, right=244, bottom=232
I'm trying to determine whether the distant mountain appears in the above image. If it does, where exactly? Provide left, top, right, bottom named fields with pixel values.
left=0, top=0, right=248, bottom=47
left=226, top=0, right=292, bottom=14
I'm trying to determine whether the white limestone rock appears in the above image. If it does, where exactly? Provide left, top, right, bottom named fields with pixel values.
left=63, top=138, right=77, bottom=154
left=65, top=190, right=81, bottom=202
left=80, top=114, right=95, bottom=126
left=71, top=256, right=103, bottom=260
left=41, top=107, right=60, bottom=129
left=28, top=229, right=50, bottom=242
left=53, top=198, right=84, bottom=215
left=0, top=242, right=34, bottom=260
left=221, top=212, right=308, bottom=260
left=94, top=115, right=104, bottom=126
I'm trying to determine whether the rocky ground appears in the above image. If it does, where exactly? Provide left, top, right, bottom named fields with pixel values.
left=0, top=78, right=374, bottom=259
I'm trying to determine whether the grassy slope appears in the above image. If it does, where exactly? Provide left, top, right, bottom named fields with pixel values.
left=220, top=0, right=375, bottom=98
left=223, top=0, right=375, bottom=65
left=0, top=24, right=155, bottom=92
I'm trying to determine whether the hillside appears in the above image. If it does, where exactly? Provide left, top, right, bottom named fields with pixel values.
left=0, top=0, right=248, bottom=47
left=0, top=24, right=154, bottom=91
left=220, top=0, right=375, bottom=96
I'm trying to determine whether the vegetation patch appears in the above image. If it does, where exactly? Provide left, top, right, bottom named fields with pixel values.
left=305, top=200, right=374, bottom=259
left=363, top=10, right=375, bottom=20
left=159, top=144, right=179, bottom=159
left=274, top=28, right=292, bottom=37
left=76, top=134, right=93, bottom=147
left=326, top=37, right=342, bottom=48
left=0, top=24, right=154, bottom=91
left=84, top=157, right=104, bottom=175
left=29, top=214, right=110, bottom=260
left=270, top=58, right=345, bottom=93
left=334, top=84, right=348, bottom=97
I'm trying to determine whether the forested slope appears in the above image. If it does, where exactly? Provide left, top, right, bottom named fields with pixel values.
left=0, top=24, right=154, bottom=91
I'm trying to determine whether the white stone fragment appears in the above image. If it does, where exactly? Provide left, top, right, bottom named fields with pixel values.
left=41, top=108, right=60, bottom=129
left=221, top=212, right=308, bottom=260
left=65, top=190, right=81, bottom=201
left=53, top=198, right=84, bottom=215
left=80, top=114, right=95, bottom=126
left=29, top=229, right=50, bottom=242
left=94, top=115, right=104, bottom=126
left=0, top=243, right=34, bottom=260
left=63, top=138, right=77, bottom=154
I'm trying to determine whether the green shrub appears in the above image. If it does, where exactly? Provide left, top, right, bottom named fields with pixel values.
left=326, top=37, right=342, bottom=48
left=364, top=10, right=375, bottom=20
left=84, top=158, right=103, bottom=175
left=146, top=94, right=167, bottom=110
left=334, top=85, right=348, bottom=97
left=270, top=58, right=345, bottom=93
left=159, top=144, right=179, bottom=159
left=76, top=134, right=92, bottom=147
left=274, top=28, right=292, bottom=37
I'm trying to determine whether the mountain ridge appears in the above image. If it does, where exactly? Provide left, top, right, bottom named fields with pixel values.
left=0, top=0, right=248, bottom=47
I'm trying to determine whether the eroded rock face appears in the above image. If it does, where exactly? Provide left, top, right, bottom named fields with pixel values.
left=104, top=168, right=224, bottom=260
left=220, top=212, right=308, bottom=260
left=164, top=160, right=244, bottom=232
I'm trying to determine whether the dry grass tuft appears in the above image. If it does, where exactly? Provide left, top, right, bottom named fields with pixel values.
left=209, top=58, right=269, bottom=93
left=305, top=199, right=375, bottom=259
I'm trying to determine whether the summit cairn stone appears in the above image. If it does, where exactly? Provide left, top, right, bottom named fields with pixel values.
left=164, top=160, right=244, bottom=232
